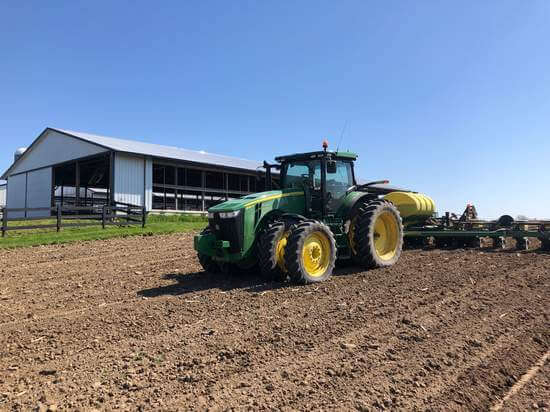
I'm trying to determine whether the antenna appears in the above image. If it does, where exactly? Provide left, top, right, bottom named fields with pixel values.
left=336, top=121, right=348, bottom=153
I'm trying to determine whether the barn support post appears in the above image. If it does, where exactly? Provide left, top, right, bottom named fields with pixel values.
left=109, top=152, right=115, bottom=205
left=174, top=165, right=179, bottom=211
left=201, top=171, right=205, bottom=212
left=102, top=205, right=107, bottom=229
left=56, top=204, right=62, bottom=232
left=225, top=173, right=228, bottom=201
left=142, top=206, right=146, bottom=228
left=75, top=160, right=81, bottom=207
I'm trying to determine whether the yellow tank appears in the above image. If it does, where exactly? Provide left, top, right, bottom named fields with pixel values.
left=383, top=192, right=435, bottom=226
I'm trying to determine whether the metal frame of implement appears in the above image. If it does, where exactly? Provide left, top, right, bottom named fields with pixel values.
left=403, top=209, right=550, bottom=251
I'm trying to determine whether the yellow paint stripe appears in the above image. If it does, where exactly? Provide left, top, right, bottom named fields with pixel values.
left=244, top=191, right=303, bottom=208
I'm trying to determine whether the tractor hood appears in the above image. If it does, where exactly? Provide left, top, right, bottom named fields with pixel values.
left=208, top=189, right=304, bottom=213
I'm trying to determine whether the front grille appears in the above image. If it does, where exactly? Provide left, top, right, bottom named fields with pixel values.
left=209, top=213, right=244, bottom=253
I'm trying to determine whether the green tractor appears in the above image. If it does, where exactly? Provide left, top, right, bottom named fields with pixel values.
left=194, top=143, right=411, bottom=283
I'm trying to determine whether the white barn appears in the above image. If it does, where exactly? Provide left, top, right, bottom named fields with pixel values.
left=0, top=183, right=6, bottom=207
left=1, top=128, right=273, bottom=217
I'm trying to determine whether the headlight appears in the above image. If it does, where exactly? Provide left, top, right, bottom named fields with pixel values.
left=219, top=210, right=240, bottom=219
left=207, top=212, right=215, bottom=219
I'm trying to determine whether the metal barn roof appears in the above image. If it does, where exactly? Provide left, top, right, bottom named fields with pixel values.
left=51, top=128, right=264, bottom=171
left=1, top=128, right=267, bottom=179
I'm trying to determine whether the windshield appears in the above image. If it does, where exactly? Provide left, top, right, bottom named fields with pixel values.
left=281, top=159, right=354, bottom=212
left=282, top=160, right=321, bottom=189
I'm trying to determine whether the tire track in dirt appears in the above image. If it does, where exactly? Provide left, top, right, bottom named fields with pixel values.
left=4, top=251, right=532, bottom=408
left=0, top=232, right=192, bottom=270
left=158, top=268, right=547, bottom=409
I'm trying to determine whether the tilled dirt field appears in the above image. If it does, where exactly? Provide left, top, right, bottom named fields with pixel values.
left=0, top=233, right=548, bottom=411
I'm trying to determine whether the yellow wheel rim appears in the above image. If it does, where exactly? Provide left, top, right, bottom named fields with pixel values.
left=373, top=211, right=399, bottom=260
left=276, top=231, right=290, bottom=272
left=302, top=231, right=331, bottom=277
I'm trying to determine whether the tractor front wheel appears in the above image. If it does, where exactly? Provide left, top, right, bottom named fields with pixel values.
left=258, top=221, right=290, bottom=281
left=198, top=253, right=221, bottom=274
left=285, top=221, right=336, bottom=284
left=352, top=200, right=403, bottom=268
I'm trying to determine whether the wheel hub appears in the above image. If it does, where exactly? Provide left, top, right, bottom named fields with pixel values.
left=302, top=232, right=330, bottom=277
left=308, top=243, right=322, bottom=263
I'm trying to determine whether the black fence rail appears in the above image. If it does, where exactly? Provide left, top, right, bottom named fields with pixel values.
left=1, top=201, right=147, bottom=237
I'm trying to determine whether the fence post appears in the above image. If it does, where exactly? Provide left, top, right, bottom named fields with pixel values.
left=142, top=207, right=146, bottom=228
left=127, top=205, right=130, bottom=225
left=102, top=205, right=106, bottom=229
left=1, top=208, right=6, bottom=238
left=56, top=204, right=62, bottom=232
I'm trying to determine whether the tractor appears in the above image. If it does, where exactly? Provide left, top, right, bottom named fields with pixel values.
left=194, top=142, right=430, bottom=283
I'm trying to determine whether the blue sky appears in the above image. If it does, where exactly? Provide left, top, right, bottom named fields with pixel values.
left=1, top=1, right=549, bottom=218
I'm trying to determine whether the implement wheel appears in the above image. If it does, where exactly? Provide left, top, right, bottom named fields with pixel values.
left=352, top=200, right=403, bottom=268
left=197, top=228, right=221, bottom=274
left=258, top=221, right=291, bottom=281
left=285, top=221, right=336, bottom=284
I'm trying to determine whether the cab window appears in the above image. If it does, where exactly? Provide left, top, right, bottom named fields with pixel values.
left=326, top=161, right=354, bottom=210
left=282, top=161, right=321, bottom=189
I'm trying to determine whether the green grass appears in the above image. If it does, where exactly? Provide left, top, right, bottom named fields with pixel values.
left=0, top=214, right=208, bottom=249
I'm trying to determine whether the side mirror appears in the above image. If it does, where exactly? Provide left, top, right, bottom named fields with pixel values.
left=327, top=160, right=337, bottom=174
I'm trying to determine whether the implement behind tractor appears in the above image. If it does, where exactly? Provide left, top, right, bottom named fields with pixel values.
left=405, top=204, right=550, bottom=251
left=194, top=141, right=434, bottom=283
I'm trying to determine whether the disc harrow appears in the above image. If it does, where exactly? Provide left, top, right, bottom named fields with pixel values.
left=404, top=204, right=550, bottom=251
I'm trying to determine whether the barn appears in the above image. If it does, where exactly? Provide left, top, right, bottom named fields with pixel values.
left=1, top=128, right=273, bottom=217
left=0, top=182, right=6, bottom=207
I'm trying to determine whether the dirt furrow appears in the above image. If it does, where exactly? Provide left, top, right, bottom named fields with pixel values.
left=0, top=236, right=548, bottom=411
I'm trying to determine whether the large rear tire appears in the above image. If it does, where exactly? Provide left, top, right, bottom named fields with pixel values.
left=352, top=200, right=403, bottom=268
left=258, top=221, right=291, bottom=281
left=285, top=221, right=336, bottom=284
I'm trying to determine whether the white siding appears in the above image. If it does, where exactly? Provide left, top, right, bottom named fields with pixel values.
left=0, top=186, right=6, bottom=207
left=145, top=157, right=153, bottom=211
left=26, top=168, right=52, bottom=217
left=11, top=129, right=108, bottom=175
left=114, top=153, right=145, bottom=207
left=7, top=174, right=27, bottom=218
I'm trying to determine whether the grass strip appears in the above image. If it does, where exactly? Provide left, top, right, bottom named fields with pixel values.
left=0, top=214, right=208, bottom=249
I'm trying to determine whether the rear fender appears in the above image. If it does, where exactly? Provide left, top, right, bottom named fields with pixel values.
left=338, top=192, right=378, bottom=220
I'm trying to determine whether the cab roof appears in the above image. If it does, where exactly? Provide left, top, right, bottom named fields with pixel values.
left=275, top=150, right=358, bottom=163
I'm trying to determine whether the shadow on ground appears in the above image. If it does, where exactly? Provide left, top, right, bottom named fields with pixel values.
left=137, top=264, right=365, bottom=298
left=138, top=271, right=288, bottom=298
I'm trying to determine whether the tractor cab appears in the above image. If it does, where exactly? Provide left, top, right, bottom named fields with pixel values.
left=266, top=147, right=358, bottom=219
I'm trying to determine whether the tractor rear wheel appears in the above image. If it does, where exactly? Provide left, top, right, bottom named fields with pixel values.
left=352, top=200, right=403, bottom=268
left=258, top=221, right=291, bottom=281
left=285, top=221, right=336, bottom=284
